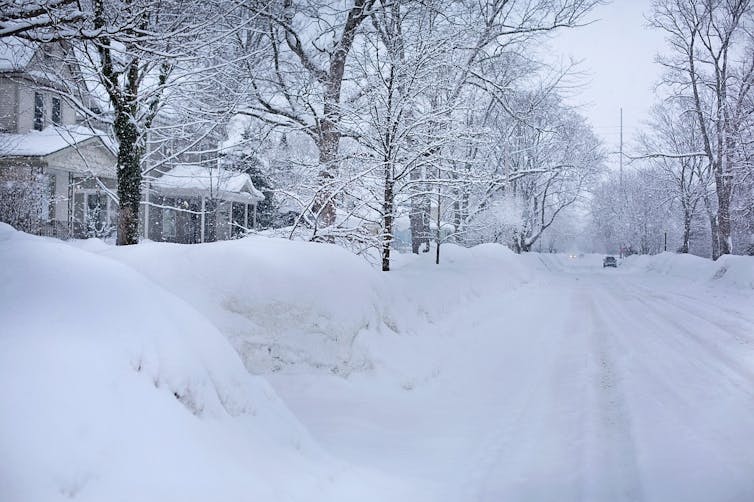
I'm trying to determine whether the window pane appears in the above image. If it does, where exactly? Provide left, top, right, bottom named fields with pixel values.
left=47, top=175, right=55, bottom=221
left=162, top=208, right=176, bottom=239
left=51, top=97, right=61, bottom=126
left=34, top=92, right=44, bottom=131
left=85, top=193, right=107, bottom=237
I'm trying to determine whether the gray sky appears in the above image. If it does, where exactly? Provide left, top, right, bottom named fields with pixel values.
left=547, top=0, right=666, bottom=160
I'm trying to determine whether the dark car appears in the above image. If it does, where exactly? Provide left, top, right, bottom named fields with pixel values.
left=603, top=256, right=617, bottom=268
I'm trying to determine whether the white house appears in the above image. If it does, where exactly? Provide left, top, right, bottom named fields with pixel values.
left=0, top=38, right=118, bottom=238
left=0, top=38, right=265, bottom=243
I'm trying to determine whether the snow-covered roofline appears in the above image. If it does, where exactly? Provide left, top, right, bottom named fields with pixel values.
left=0, top=125, right=115, bottom=157
left=0, top=37, right=37, bottom=72
left=150, top=164, right=264, bottom=205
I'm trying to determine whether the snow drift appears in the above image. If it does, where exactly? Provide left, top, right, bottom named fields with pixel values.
left=101, top=237, right=391, bottom=375
left=622, top=251, right=754, bottom=290
left=0, top=224, right=410, bottom=502
left=94, top=238, right=535, bottom=376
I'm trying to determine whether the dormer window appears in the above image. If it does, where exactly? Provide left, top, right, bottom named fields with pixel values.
left=34, top=92, right=45, bottom=131
left=52, top=97, right=61, bottom=125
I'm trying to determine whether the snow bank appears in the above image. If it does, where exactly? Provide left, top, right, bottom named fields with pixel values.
left=622, top=251, right=754, bottom=290
left=89, top=238, right=533, bottom=379
left=709, top=254, right=754, bottom=289
left=0, top=224, right=408, bottom=502
left=102, top=237, right=391, bottom=375
left=390, top=243, right=535, bottom=324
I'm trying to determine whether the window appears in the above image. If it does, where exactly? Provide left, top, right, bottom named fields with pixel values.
left=73, top=189, right=114, bottom=238
left=231, top=202, right=248, bottom=238
left=86, top=193, right=107, bottom=234
left=47, top=175, right=56, bottom=222
left=51, top=97, right=61, bottom=125
left=162, top=207, right=177, bottom=240
left=34, top=92, right=44, bottom=131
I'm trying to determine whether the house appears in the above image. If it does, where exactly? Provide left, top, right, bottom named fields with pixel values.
left=143, top=164, right=264, bottom=243
left=0, top=38, right=265, bottom=243
left=0, top=38, right=118, bottom=238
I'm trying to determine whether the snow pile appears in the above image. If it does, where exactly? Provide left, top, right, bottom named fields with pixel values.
left=0, top=224, right=410, bottom=502
left=622, top=251, right=754, bottom=289
left=91, top=239, right=535, bottom=378
left=710, top=254, right=754, bottom=289
left=390, top=243, right=535, bottom=324
left=102, top=237, right=392, bottom=375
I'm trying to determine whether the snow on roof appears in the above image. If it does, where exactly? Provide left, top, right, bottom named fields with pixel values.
left=0, top=125, right=114, bottom=157
left=151, top=164, right=265, bottom=204
left=0, top=37, right=37, bottom=72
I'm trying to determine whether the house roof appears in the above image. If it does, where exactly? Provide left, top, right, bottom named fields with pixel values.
left=150, top=164, right=265, bottom=204
left=0, top=125, right=115, bottom=157
left=0, top=37, right=36, bottom=72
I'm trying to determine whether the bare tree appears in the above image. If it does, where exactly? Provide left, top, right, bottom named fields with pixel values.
left=58, top=0, right=248, bottom=244
left=641, top=100, right=709, bottom=254
left=0, top=0, right=85, bottom=39
left=651, top=0, right=754, bottom=257
left=239, top=0, right=378, bottom=229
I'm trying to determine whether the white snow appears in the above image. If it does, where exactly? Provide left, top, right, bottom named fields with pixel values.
left=0, top=37, right=36, bottom=71
left=2, top=225, right=754, bottom=501
left=0, top=125, right=114, bottom=158
left=100, top=237, right=390, bottom=375
left=150, top=164, right=264, bottom=203
left=621, top=251, right=754, bottom=290
left=0, top=224, right=419, bottom=502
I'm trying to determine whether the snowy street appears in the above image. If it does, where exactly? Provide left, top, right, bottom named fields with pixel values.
left=5, top=1, right=754, bottom=500
left=2, top=227, right=754, bottom=501
left=271, top=255, right=754, bottom=501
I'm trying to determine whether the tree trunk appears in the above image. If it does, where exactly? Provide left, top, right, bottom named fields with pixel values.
left=409, top=165, right=430, bottom=254
left=709, top=214, right=720, bottom=260
left=115, top=111, right=141, bottom=246
left=716, top=179, right=732, bottom=257
left=680, top=209, right=691, bottom=254
left=313, top=105, right=339, bottom=228
left=699, top=190, right=720, bottom=259
left=382, top=174, right=394, bottom=272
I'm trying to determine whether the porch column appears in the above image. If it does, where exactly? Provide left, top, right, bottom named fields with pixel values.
left=243, top=203, right=248, bottom=230
left=252, top=203, right=257, bottom=229
left=67, top=172, right=74, bottom=238
left=143, top=181, right=149, bottom=241
left=200, top=196, right=206, bottom=243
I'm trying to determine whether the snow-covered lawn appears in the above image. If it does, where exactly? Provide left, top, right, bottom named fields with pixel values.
left=2, top=224, right=754, bottom=501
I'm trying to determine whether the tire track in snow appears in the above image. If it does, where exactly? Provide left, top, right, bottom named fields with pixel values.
left=581, top=288, right=644, bottom=502
left=618, top=279, right=754, bottom=345
left=592, top=280, right=754, bottom=501
left=620, top=289, right=754, bottom=396
left=460, top=281, right=592, bottom=501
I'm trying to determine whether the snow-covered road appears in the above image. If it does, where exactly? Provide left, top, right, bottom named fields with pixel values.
left=270, top=255, right=754, bottom=501
left=4, top=229, right=753, bottom=501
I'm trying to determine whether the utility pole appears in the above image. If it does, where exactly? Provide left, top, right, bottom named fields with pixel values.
left=619, top=107, right=623, bottom=187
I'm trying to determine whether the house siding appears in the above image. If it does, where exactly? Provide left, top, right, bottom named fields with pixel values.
left=45, top=138, right=116, bottom=178
left=0, top=79, right=17, bottom=132
left=16, top=84, right=35, bottom=133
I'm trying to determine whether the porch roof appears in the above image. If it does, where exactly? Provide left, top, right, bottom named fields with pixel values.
left=150, top=164, right=264, bottom=205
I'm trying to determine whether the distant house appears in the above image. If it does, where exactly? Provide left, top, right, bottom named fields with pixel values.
left=0, top=38, right=265, bottom=243
left=144, top=164, right=264, bottom=243
left=0, top=38, right=118, bottom=238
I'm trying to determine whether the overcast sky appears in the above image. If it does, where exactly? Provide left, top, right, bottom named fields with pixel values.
left=547, top=0, right=666, bottom=162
